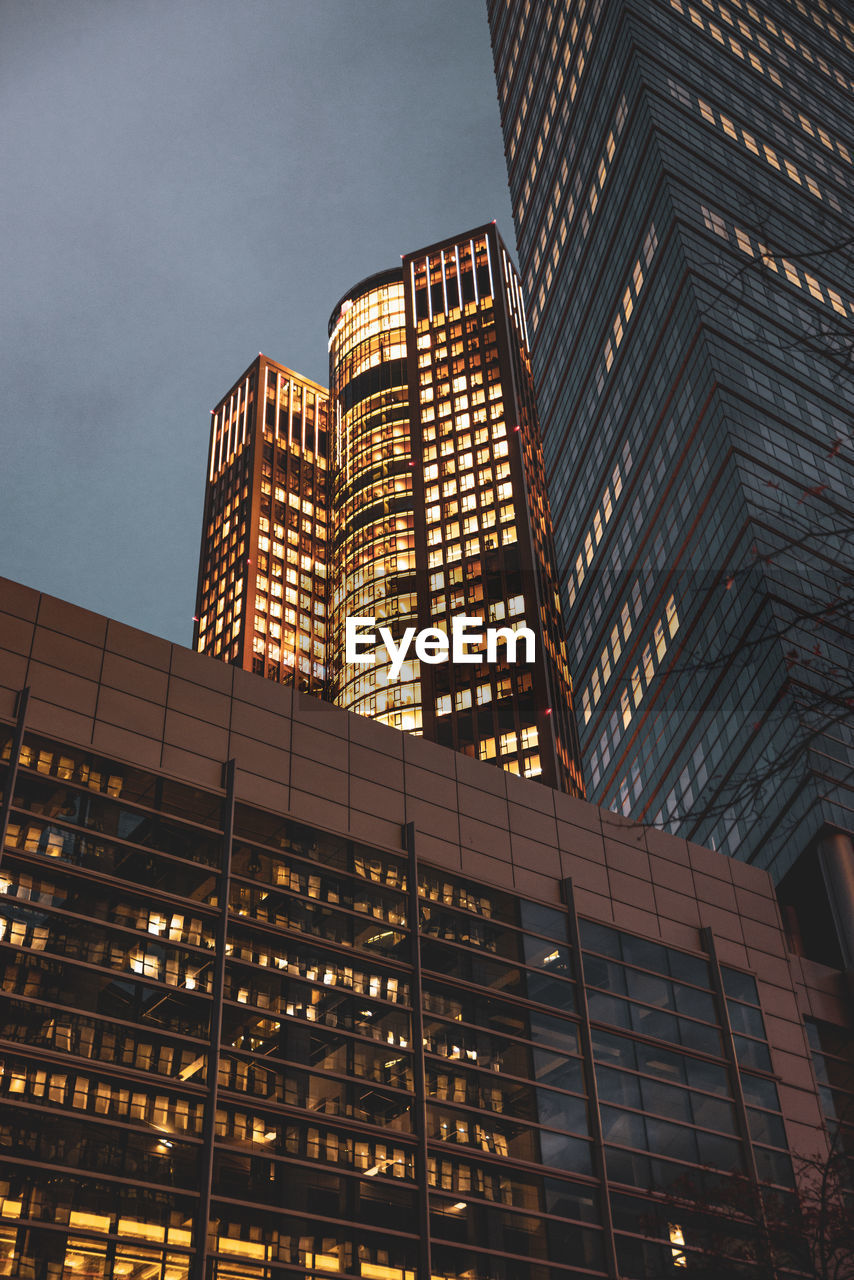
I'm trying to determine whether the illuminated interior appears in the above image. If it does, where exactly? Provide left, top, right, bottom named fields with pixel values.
left=328, top=274, right=421, bottom=732
left=405, top=227, right=583, bottom=794
left=194, top=357, right=328, bottom=696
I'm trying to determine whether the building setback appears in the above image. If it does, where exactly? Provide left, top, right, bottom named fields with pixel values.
left=1, top=576, right=851, bottom=1279
left=485, top=1, right=853, bottom=916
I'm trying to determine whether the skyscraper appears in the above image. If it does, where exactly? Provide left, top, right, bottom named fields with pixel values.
left=193, top=355, right=329, bottom=696
left=328, top=224, right=583, bottom=794
left=327, top=269, right=419, bottom=732
left=486, top=1, right=853, bottom=907
left=195, top=230, right=581, bottom=792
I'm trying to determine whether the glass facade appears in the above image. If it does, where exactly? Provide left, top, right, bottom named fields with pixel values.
left=806, top=1018, right=854, bottom=1196
left=194, top=356, right=328, bottom=695
left=193, top=236, right=582, bottom=794
left=328, top=271, right=420, bottom=732
left=404, top=225, right=583, bottom=794
left=486, top=0, right=853, bottom=878
left=0, top=704, right=820, bottom=1280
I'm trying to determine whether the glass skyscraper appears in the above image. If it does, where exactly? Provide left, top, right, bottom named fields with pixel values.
left=486, top=0, right=853, bottom=912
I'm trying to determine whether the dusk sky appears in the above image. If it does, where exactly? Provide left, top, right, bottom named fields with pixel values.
left=1, top=0, right=514, bottom=645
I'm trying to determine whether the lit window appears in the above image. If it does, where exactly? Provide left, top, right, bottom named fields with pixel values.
left=804, top=273, right=823, bottom=301
left=666, top=596, right=679, bottom=638
left=643, top=644, right=654, bottom=683
left=827, top=288, right=846, bottom=316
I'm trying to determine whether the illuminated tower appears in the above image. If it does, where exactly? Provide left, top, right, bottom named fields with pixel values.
left=193, top=355, right=328, bottom=694
left=194, top=235, right=582, bottom=792
left=328, top=226, right=584, bottom=794
left=327, top=270, right=421, bottom=732
left=404, top=224, right=582, bottom=793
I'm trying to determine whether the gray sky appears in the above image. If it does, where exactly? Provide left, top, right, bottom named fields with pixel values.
left=0, top=0, right=514, bottom=645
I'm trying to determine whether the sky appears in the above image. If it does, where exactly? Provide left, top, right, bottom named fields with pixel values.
left=0, top=0, right=514, bottom=646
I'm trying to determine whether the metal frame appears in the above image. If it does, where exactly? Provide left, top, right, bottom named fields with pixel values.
left=191, top=759, right=235, bottom=1280
left=0, top=687, right=30, bottom=874
left=562, top=876, right=621, bottom=1279
left=405, top=820, right=433, bottom=1280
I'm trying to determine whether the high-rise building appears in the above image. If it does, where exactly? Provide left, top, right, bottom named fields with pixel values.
left=193, top=355, right=329, bottom=695
left=486, top=1, right=853, bottom=907
left=404, top=225, right=582, bottom=796
left=2, top=576, right=852, bottom=1280
left=195, top=228, right=581, bottom=793
left=327, top=269, right=419, bottom=733
left=328, top=224, right=583, bottom=794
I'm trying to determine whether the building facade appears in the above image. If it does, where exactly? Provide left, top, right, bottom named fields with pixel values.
left=193, top=355, right=329, bottom=696
left=0, top=577, right=851, bottom=1280
left=195, top=226, right=581, bottom=795
left=327, top=270, right=419, bottom=733
left=328, top=225, right=583, bottom=795
left=486, top=1, right=853, bottom=889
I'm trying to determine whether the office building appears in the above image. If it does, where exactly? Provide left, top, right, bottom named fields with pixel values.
left=193, top=355, right=329, bottom=696
left=195, top=227, right=581, bottom=794
left=486, top=1, right=853, bottom=907
left=327, top=269, right=418, bottom=732
left=1, top=577, right=851, bottom=1279
left=328, top=225, right=583, bottom=794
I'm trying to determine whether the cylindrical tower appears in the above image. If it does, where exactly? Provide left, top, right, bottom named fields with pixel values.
left=327, top=268, right=421, bottom=731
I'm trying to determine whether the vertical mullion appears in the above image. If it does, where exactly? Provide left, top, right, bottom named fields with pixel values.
left=0, top=687, right=30, bottom=873
left=192, top=759, right=235, bottom=1280
left=405, top=821, right=432, bottom=1280
left=563, top=877, right=621, bottom=1280
left=701, top=928, right=770, bottom=1219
